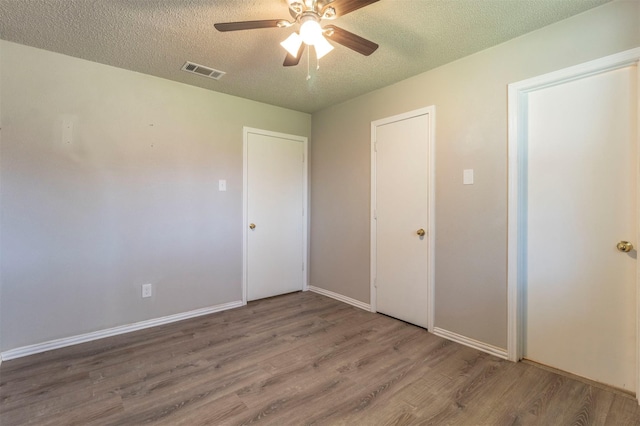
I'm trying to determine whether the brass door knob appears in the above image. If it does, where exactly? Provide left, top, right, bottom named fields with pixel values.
left=416, top=228, right=426, bottom=237
left=617, top=241, right=634, bottom=252
left=249, top=223, right=256, bottom=230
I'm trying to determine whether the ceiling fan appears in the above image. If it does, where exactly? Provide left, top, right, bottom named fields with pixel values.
left=214, top=0, right=379, bottom=67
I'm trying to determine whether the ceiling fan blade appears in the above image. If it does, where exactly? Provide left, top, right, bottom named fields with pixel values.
left=324, top=25, right=378, bottom=56
left=214, top=19, right=283, bottom=32
left=283, top=43, right=306, bottom=67
left=321, top=0, right=379, bottom=18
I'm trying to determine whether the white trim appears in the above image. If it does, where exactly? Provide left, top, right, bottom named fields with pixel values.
left=304, top=136, right=310, bottom=293
left=370, top=106, right=436, bottom=331
left=433, top=327, right=508, bottom=360
left=636, top=54, right=640, bottom=402
left=635, top=55, right=640, bottom=404
left=507, top=47, right=640, bottom=400
left=370, top=122, right=377, bottom=312
left=509, top=48, right=640, bottom=95
left=308, top=285, right=372, bottom=312
left=1, top=300, right=243, bottom=361
left=242, top=127, right=309, bottom=304
left=428, top=108, right=436, bottom=330
left=304, top=133, right=310, bottom=293
left=242, top=129, right=249, bottom=305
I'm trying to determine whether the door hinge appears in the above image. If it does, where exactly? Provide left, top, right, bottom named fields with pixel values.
left=373, top=278, right=377, bottom=288
left=302, top=262, right=305, bottom=271
left=302, top=153, right=305, bottom=163
left=373, top=209, right=377, bottom=220
left=374, top=141, right=377, bottom=152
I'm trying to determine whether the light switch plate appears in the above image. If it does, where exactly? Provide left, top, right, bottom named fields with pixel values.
left=463, top=169, right=474, bottom=185
left=218, top=179, right=227, bottom=191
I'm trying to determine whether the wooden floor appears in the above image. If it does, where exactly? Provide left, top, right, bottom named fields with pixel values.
left=2, top=291, right=640, bottom=425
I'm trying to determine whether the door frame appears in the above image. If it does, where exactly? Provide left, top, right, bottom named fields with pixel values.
left=242, top=127, right=309, bottom=305
left=370, top=106, right=436, bottom=330
left=507, top=48, right=640, bottom=396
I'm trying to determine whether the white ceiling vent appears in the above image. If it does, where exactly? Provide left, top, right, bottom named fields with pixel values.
left=181, top=61, right=226, bottom=80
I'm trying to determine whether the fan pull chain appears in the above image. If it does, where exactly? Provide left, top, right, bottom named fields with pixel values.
left=306, top=48, right=311, bottom=81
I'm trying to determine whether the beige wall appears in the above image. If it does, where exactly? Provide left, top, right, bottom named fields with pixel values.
left=0, top=41, right=311, bottom=351
left=2, top=1, right=638, bottom=355
left=309, top=1, right=640, bottom=349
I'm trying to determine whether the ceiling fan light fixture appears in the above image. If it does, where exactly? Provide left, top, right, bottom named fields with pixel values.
left=314, top=35, right=334, bottom=59
left=299, top=16, right=322, bottom=45
left=214, top=0, right=379, bottom=72
left=280, top=32, right=303, bottom=57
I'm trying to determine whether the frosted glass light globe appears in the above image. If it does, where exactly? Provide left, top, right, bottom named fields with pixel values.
left=299, top=19, right=322, bottom=45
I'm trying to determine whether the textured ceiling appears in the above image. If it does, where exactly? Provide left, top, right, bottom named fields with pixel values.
left=0, top=0, right=610, bottom=113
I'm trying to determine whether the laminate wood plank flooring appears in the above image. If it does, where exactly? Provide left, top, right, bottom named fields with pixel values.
left=1, top=291, right=640, bottom=425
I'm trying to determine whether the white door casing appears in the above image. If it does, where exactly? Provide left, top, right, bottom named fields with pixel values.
left=371, top=107, right=436, bottom=330
left=243, top=127, right=308, bottom=302
left=507, top=48, right=640, bottom=396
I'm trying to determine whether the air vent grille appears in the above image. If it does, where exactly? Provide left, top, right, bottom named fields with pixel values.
left=181, top=61, right=225, bottom=80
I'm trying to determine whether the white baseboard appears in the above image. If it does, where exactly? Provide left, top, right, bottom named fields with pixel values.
left=308, top=285, right=372, bottom=312
left=1, top=300, right=244, bottom=361
left=433, top=327, right=508, bottom=360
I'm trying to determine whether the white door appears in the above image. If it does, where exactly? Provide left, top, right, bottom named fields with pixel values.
left=373, top=112, right=431, bottom=328
left=525, top=65, right=637, bottom=391
left=245, top=128, right=306, bottom=301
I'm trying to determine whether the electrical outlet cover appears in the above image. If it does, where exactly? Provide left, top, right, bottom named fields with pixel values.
left=142, top=283, right=152, bottom=298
